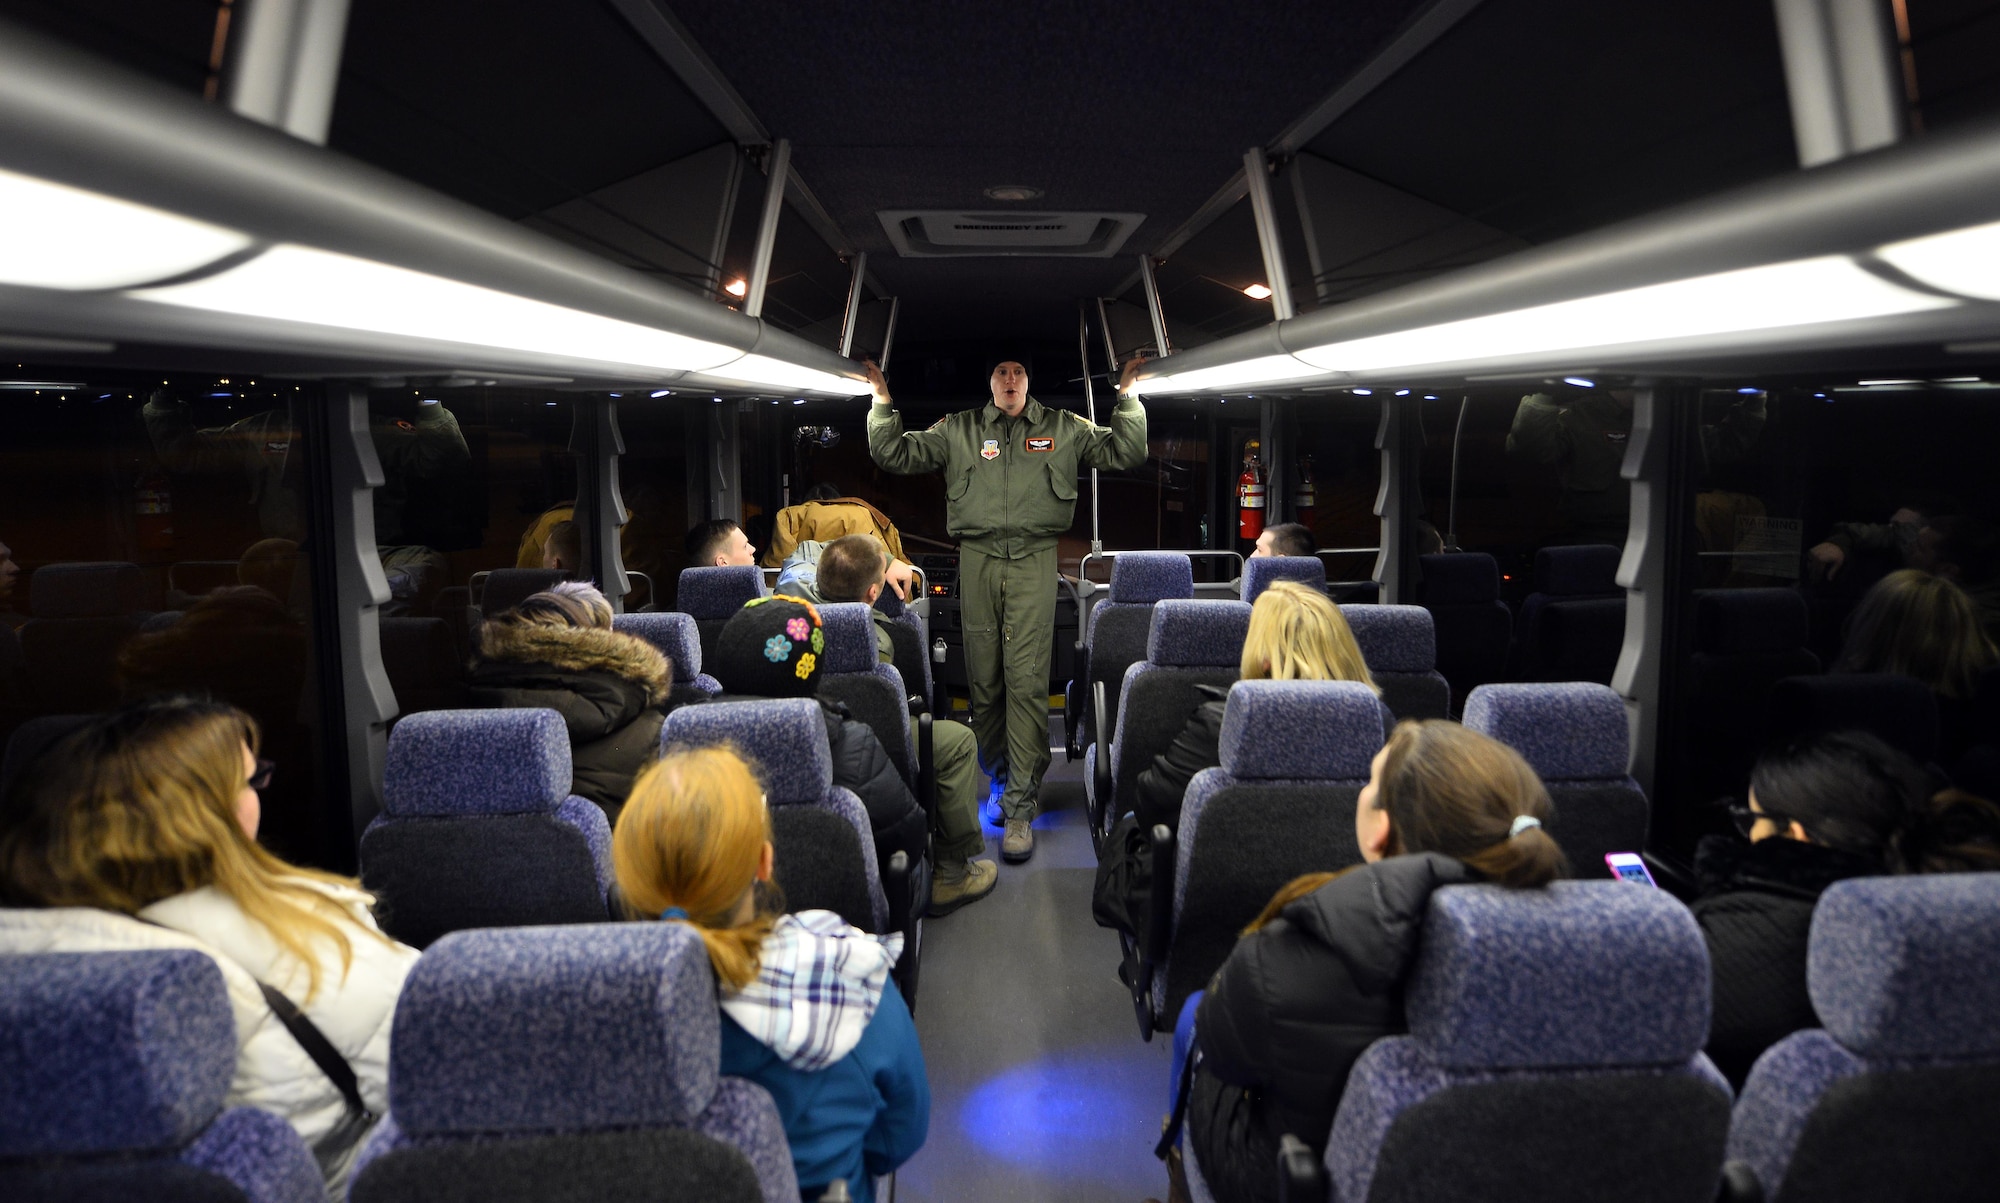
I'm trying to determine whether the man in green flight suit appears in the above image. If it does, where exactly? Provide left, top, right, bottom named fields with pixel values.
left=866, top=356, right=1148, bottom=862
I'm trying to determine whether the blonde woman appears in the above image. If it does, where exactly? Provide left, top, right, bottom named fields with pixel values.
left=1095, top=582, right=1384, bottom=938
left=613, top=745, right=927, bottom=1203
left=0, top=696, right=418, bottom=1197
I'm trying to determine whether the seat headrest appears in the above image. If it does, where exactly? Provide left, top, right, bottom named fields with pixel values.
left=613, top=612, right=702, bottom=683
left=1341, top=604, right=1437, bottom=673
left=29, top=561, right=145, bottom=618
left=1410, top=882, right=1710, bottom=1071
left=816, top=603, right=879, bottom=674
left=389, top=924, right=718, bottom=1136
left=384, top=709, right=571, bottom=817
left=1218, top=680, right=1382, bottom=781
left=1694, top=588, right=1808, bottom=654
left=1110, top=552, right=1194, bottom=603
left=1243, top=556, right=1326, bottom=603
left=1148, top=600, right=1252, bottom=668
left=1808, top=874, right=2000, bottom=1061
left=1532, top=544, right=1621, bottom=596
left=662, top=698, right=830, bottom=804
left=479, top=568, right=569, bottom=619
left=1766, top=673, right=1940, bottom=764
left=0, top=950, right=233, bottom=1157
left=874, top=587, right=907, bottom=618
left=675, top=566, right=764, bottom=619
left=1418, top=553, right=1502, bottom=605
left=1463, top=682, right=1630, bottom=780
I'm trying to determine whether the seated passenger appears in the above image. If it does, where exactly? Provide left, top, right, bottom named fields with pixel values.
left=687, top=517, right=759, bottom=568
left=1832, top=569, right=1999, bottom=759
left=540, top=518, right=582, bottom=573
left=1693, top=730, right=2000, bottom=1089
left=804, top=534, right=994, bottom=914
left=1093, top=580, right=1383, bottom=939
left=1251, top=521, right=1316, bottom=559
left=0, top=696, right=418, bottom=1195
left=1180, top=720, right=1564, bottom=1203
left=613, top=745, right=927, bottom=1201
left=705, top=596, right=930, bottom=887
left=466, top=581, right=674, bottom=823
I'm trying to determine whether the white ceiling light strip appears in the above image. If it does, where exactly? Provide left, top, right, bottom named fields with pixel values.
left=0, top=167, right=252, bottom=290
left=1876, top=218, right=2000, bottom=301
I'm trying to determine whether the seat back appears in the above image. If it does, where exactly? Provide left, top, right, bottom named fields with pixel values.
left=1685, top=590, right=1821, bottom=796
left=477, top=568, right=568, bottom=619
left=380, top=617, right=468, bottom=717
left=613, top=612, right=722, bottom=702
left=1101, top=600, right=1251, bottom=817
left=815, top=603, right=918, bottom=786
left=1157, top=680, right=1382, bottom=1027
left=1242, top=554, right=1325, bottom=602
left=1727, top=874, right=2000, bottom=1203
left=1342, top=604, right=1450, bottom=720
left=874, top=588, right=933, bottom=709
left=349, top=924, right=790, bottom=1203
left=19, top=562, right=148, bottom=715
left=362, top=709, right=613, bottom=948
left=1417, top=552, right=1512, bottom=705
left=0, top=949, right=322, bottom=1203
left=662, top=698, right=886, bottom=933
left=1518, top=545, right=1624, bottom=683
left=1462, top=683, right=1649, bottom=877
left=1764, top=673, right=1940, bottom=764
left=1326, top=882, right=1730, bottom=1203
left=1085, top=552, right=1195, bottom=745
left=676, top=566, right=764, bottom=665
left=0, top=713, right=93, bottom=799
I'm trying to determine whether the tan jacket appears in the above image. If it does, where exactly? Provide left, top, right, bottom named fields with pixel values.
left=762, top=499, right=911, bottom=568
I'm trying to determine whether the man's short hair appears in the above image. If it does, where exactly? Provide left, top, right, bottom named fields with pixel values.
left=815, top=534, right=889, bottom=603
left=1264, top=523, right=1317, bottom=557
left=684, top=518, right=742, bottom=564
left=544, top=520, right=582, bottom=569
left=804, top=482, right=843, bottom=502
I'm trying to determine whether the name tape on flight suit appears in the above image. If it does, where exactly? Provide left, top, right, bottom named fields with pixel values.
left=1025, top=437, right=1054, bottom=452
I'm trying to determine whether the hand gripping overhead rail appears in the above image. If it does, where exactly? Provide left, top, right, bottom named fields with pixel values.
left=1128, top=117, right=2000, bottom=396
left=0, top=20, right=870, bottom=396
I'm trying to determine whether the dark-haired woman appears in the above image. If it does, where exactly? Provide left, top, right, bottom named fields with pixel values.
left=467, top=581, right=678, bottom=823
left=1181, top=721, right=1568, bottom=1203
left=1694, top=730, right=2000, bottom=1088
left=1833, top=568, right=1999, bottom=761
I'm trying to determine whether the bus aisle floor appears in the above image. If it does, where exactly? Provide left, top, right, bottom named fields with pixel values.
left=896, top=751, right=1175, bottom=1202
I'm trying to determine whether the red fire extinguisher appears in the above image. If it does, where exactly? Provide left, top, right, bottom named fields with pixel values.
left=135, top=465, right=174, bottom=553
left=1292, top=454, right=1318, bottom=529
left=1238, top=439, right=1266, bottom=542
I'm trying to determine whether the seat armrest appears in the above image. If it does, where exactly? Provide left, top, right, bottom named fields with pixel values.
left=1277, top=1134, right=1327, bottom=1203
left=1092, top=680, right=1113, bottom=835
left=1718, top=1160, right=1764, bottom=1203
left=916, top=713, right=937, bottom=825
left=884, top=850, right=917, bottom=1006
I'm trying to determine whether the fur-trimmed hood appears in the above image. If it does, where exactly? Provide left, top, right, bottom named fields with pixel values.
left=475, top=621, right=671, bottom=705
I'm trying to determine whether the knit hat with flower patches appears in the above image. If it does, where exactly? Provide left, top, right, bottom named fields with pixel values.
left=710, top=594, right=825, bottom=698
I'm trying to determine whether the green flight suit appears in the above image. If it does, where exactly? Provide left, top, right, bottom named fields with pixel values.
left=868, top=394, right=1147, bottom=818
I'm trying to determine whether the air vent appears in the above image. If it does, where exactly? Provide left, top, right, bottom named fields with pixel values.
left=877, top=210, right=1144, bottom=257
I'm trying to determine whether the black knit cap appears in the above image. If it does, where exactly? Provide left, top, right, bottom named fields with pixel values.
left=987, top=356, right=1031, bottom=377
left=709, top=595, right=825, bottom=698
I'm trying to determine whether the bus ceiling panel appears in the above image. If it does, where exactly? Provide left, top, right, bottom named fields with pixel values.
left=0, top=20, right=866, bottom=395
left=1305, top=0, right=1797, bottom=246
left=1130, top=114, right=2000, bottom=394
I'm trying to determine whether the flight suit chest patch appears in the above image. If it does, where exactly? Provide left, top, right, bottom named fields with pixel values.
left=1604, top=431, right=1629, bottom=445
left=1025, top=437, right=1054, bottom=453
left=981, top=438, right=1000, bottom=460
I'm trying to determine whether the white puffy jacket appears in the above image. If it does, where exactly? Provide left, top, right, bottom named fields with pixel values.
left=0, top=880, right=418, bottom=1197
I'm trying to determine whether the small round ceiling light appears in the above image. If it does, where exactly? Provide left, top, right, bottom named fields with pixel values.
left=983, top=185, right=1044, bottom=202
left=724, top=278, right=748, bottom=297
left=1242, top=283, right=1274, bottom=300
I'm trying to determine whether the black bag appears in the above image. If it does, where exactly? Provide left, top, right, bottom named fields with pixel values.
left=1091, top=812, right=1152, bottom=936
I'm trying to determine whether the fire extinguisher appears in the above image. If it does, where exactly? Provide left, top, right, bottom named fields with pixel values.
left=1292, top=454, right=1318, bottom=529
left=135, top=465, right=174, bottom=553
left=1237, top=439, right=1266, bottom=542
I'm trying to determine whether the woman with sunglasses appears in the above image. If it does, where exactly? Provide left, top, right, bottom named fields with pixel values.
left=1694, top=729, right=2000, bottom=1088
left=0, top=695, right=418, bottom=1196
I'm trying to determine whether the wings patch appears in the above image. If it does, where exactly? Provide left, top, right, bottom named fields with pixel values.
left=1025, top=437, right=1054, bottom=453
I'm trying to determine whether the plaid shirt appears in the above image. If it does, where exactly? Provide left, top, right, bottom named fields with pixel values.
left=721, top=910, right=905, bottom=1072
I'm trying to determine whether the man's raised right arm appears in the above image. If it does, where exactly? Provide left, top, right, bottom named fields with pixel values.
left=863, top=359, right=950, bottom=475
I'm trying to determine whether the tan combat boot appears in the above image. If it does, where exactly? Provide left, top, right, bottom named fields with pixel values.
left=928, top=858, right=997, bottom=916
left=1002, top=818, right=1035, bottom=862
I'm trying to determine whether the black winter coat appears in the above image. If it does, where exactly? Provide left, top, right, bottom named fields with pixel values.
left=467, top=622, right=674, bottom=824
left=1691, top=834, right=1881, bottom=1089
left=1189, top=853, right=1477, bottom=1203
left=1134, top=685, right=1228, bottom=834
left=704, top=693, right=926, bottom=874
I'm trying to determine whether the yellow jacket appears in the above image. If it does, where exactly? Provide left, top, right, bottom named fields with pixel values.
left=762, top=498, right=910, bottom=567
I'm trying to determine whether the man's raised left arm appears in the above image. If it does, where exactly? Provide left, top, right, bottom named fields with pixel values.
left=1078, top=356, right=1149, bottom=472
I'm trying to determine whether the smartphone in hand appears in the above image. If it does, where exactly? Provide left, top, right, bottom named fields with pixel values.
left=1605, top=851, right=1658, bottom=887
